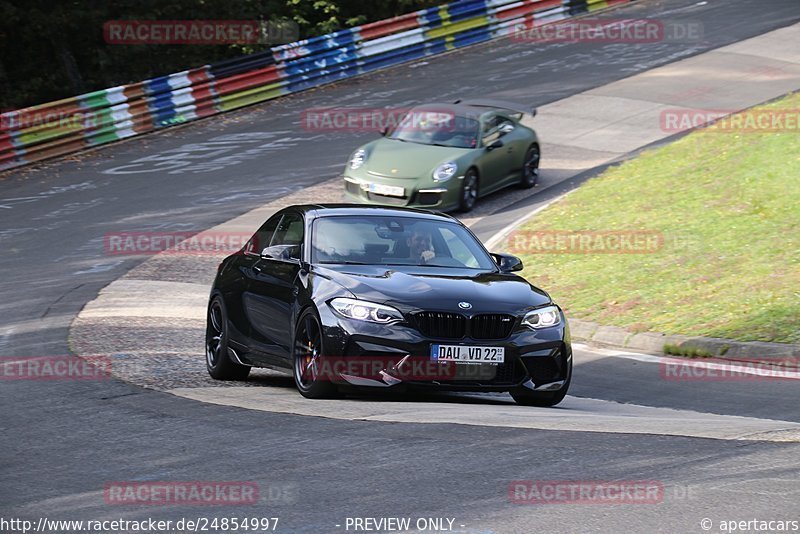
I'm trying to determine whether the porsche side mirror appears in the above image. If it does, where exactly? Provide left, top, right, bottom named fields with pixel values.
left=492, top=252, right=523, bottom=272
left=486, top=139, right=504, bottom=151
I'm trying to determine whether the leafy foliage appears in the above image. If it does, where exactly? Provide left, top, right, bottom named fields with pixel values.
left=0, top=0, right=438, bottom=109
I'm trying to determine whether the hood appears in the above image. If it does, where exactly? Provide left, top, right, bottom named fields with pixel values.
left=315, top=264, right=552, bottom=315
left=363, top=138, right=471, bottom=179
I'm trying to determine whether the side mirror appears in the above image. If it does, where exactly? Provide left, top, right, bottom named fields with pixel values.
left=486, top=139, right=504, bottom=151
left=260, top=244, right=300, bottom=262
left=492, top=252, right=523, bottom=272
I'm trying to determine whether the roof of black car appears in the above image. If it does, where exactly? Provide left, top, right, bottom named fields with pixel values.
left=288, top=204, right=458, bottom=221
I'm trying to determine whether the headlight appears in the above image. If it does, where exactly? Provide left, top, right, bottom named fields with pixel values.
left=349, top=149, right=367, bottom=170
left=522, top=305, right=561, bottom=329
left=329, top=298, right=403, bottom=324
left=432, top=161, right=457, bottom=182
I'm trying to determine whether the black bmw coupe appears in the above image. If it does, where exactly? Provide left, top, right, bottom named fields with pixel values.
left=206, top=204, right=572, bottom=406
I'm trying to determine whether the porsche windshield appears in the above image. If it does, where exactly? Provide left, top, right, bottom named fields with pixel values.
left=312, top=216, right=496, bottom=269
left=388, top=111, right=479, bottom=149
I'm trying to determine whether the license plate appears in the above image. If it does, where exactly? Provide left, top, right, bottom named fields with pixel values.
left=368, top=183, right=405, bottom=197
left=431, top=344, right=505, bottom=364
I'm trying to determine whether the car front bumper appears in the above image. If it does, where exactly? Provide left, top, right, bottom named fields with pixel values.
left=316, top=305, right=572, bottom=392
left=342, top=175, right=463, bottom=212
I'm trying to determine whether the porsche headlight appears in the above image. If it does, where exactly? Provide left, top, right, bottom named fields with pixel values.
left=522, top=305, right=561, bottom=329
left=349, top=149, right=367, bottom=170
left=432, top=161, right=457, bottom=182
left=329, top=298, right=403, bottom=324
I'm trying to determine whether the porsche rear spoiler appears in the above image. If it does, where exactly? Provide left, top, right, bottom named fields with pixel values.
left=453, top=99, right=537, bottom=117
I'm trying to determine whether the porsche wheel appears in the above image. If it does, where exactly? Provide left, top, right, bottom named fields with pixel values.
left=520, top=145, right=540, bottom=189
left=458, top=169, right=479, bottom=212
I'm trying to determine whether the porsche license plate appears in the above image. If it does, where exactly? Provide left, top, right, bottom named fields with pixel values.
left=368, top=183, right=405, bottom=197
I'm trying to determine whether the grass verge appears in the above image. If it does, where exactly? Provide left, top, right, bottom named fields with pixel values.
left=503, top=93, right=800, bottom=344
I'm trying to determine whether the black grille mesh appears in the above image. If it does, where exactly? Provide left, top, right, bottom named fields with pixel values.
left=414, top=312, right=466, bottom=339
left=413, top=312, right=515, bottom=340
left=471, top=313, right=515, bottom=339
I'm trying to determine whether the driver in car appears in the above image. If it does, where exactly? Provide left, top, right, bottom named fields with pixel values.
left=408, top=229, right=436, bottom=264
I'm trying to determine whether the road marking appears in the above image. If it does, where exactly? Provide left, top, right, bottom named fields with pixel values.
left=0, top=182, right=96, bottom=210
left=73, top=260, right=125, bottom=275
left=102, top=132, right=325, bottom=175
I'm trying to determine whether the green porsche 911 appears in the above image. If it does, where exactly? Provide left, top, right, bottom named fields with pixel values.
left=341, top=99, right=540, bottom=212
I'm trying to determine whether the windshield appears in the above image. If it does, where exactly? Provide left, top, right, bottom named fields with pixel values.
left=388, top=110, right=479, bottom=149
left=312, top=216, right=496, bottom=270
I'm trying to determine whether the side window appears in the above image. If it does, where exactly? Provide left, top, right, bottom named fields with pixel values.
left=271, top=212, right=305, bottom=247
left=481, top=115, right=515, bottom=146
left=485, top=115, right=501, bottom=130
left=481, top=115, right=501, bottom=145
left=496, top=117, right=514, bottom=136
left=245, top=214, right=280, bottom=255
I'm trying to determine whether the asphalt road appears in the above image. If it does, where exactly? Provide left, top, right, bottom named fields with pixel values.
left=2, top=0, right=798, bottom=357
left=2, top=351, right=799, bottom=533
left=2, top=0, right=800, bottom=531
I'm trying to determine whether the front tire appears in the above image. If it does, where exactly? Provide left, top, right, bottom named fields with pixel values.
left=519, top=144, right=540, bottom=189
left=206, top=295, right=250, bottom=381
left=458, top=169, right=479, bottom=212
left=292, top=308, right=336, bottom=399
left=511, top=359, right=571, bottom=407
